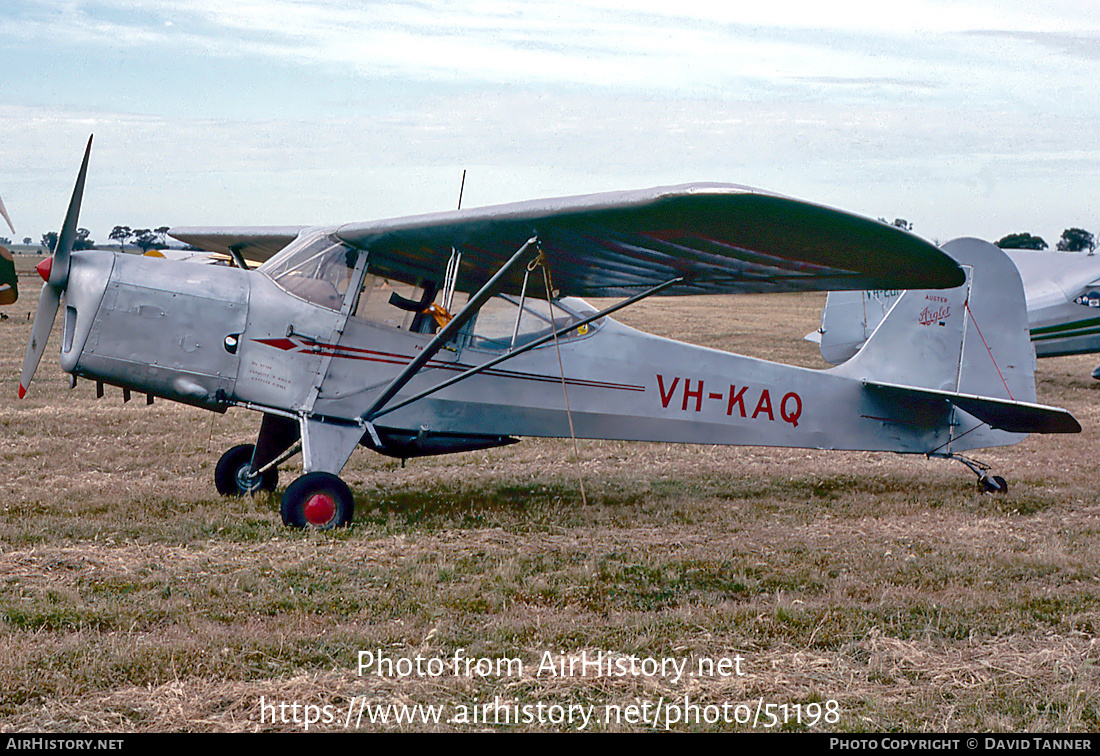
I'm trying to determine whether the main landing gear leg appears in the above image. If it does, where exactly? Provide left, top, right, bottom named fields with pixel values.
left=937, top=453, right=1008, bottom=494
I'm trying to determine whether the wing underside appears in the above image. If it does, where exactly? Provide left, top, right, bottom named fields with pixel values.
left=168, top=226, right=305, bottom=264
left=337, top=184, right=964, bottom=297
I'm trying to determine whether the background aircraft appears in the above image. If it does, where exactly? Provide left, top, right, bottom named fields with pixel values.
left=0, top=245, right=16, bottom=307
left=19, top=138, right=1080, bottom=528
left=0, top=194, right=17, bottom=307
left=0, top=193, right=14, bottom=237
left=810, top=247, right=1100, bottom=378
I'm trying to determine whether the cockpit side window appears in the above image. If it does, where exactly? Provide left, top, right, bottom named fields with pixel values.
left=468, top=295, right=599, bottom=350
left=354, top=275, right=431, bottom=329
left=352, top=269, right=471, bottom=335
left=258, top=233, right=359, bottom=311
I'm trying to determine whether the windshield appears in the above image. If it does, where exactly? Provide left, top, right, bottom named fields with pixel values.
left=259, top=231, right=360, bottom=310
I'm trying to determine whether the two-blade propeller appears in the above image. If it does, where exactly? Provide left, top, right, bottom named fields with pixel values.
left=18, top=135, right=93, bottom=399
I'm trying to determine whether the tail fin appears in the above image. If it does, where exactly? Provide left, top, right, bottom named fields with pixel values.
left=811, top=288, right=900, bottom=364
left=832, top=238, right=1036, bottom=400
left=830, top=238, right=1078, bottom=445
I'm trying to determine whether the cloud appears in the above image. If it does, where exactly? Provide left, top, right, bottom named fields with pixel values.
left=965, top=29, right=1100, bottom=60
left=4, top=1, right=1038, bottom=96
left=2, top=1, right=1098, bottom=244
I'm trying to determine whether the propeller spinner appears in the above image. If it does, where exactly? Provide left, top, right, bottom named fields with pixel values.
left=18, top=135, right=93, bottom=398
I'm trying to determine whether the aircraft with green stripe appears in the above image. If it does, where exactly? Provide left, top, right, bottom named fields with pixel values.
left=811, top=247, right=1100, bottom=379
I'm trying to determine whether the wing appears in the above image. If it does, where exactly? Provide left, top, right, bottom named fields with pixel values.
left=168, top=226, right=305, bottom=264
left=333, top=183, right=964, bottom=297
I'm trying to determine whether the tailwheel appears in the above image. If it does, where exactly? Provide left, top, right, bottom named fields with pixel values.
left=281, top=472, right=354, bottom=529
left=934, top=452, right=1008, bottom=495
left=979, top=474, right=1008, bottom=495
left=215, top=444, right=278, bottom=496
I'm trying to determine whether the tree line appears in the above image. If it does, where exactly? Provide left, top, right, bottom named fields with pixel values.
left=22, top=221, right=1099, bottom=256
left=35, top=226, right=171, bottom=253
left=882, top=218, right=1096, bottom=254
left=995, top=228, right=1095, bottom=252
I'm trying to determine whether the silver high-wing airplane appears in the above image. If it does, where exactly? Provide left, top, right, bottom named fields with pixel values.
left=19, top=137, right=1080, bottom=527
left=811, top=248, right=1100, bottom=377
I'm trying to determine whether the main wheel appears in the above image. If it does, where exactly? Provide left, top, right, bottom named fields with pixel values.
left=214, top=444, right=278, bottom=496
left=281, top=472, right=355, bottom=529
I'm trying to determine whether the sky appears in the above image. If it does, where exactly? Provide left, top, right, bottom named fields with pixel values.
left=0, top=0, right=1098, bottom=249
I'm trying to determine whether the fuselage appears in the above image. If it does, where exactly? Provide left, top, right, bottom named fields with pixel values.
left=57, top=244, right=1018, bottom=460
left=1007, top=249, right=1100, bottom=358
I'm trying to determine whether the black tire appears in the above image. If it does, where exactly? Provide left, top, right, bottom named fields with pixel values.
left=281, top=472, right=354, bottom=529
left=214, top=444, right=278, bottom=496
left=979, top=474, right=1008, bottom=494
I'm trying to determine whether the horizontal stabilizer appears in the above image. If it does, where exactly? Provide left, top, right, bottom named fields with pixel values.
left=865, top=381, right=1080, bottom=434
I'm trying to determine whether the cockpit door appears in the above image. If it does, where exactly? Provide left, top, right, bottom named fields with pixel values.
left=301, top=250, right=369, bottom=413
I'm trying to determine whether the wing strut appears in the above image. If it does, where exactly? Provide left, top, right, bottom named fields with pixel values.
left=361, top=235, right=542, bottom=422
left=366, top=275, right=684, bottom=423
left=227, top=244, right=251, bottom=271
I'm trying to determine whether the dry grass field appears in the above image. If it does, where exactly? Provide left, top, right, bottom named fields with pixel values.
left=2, top=255, right=1100, bottom=732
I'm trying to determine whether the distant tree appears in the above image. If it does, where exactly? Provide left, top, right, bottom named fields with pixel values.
left=0, top=237, right=10, bottom=246
left=39, top=230, right=94, bottom=252
left=155, top=226, right=170, bottom=246
left=73, top=228, right=95, bottom=250
left=22, top=237, right=31, bottom=245
left=131, top=228, right=167, bottom=252
left=879, top=217, right=913, bottom=231
left=1057, top=228, right=1096, bottom=253
left=996, top=232, right=1048, bottom=250
left=109, top=225, right=132, bottom=249
left=132, top=228, right=154, bottom=251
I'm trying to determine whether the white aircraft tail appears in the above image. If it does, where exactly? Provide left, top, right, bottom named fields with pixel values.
left=810, top=288, right=900, bottom=364
left=829, top=238, right=1078, bottom=438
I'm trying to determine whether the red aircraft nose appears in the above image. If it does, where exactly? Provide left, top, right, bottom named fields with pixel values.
left=36, top=256, right=52, bottom=283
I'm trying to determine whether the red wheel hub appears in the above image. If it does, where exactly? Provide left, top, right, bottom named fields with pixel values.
left=304, top=493, right=336, bottom=526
